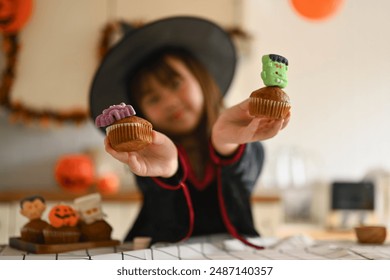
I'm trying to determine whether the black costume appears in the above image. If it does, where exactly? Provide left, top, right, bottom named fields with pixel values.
left=125, top=141, right=264, bottom=244
left=88, top=17, right=266, bottom=248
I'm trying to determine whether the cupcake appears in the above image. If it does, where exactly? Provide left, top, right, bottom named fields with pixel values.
left=43, top=204, right=81, bottom=244
left=249, top=54, right=291, bottom=119
left=95, top=103, right=152, bottom=152
left=73, top=193, right=113, bottom=241
left=249, top=87, right=290, bottom=119
left=20, top=219, right=49, bottom=244
left=43, top=226, right=81, bottom=244
left=19, top=195, right=49, bottom=243
left=79, top=220, right=113, bottom=242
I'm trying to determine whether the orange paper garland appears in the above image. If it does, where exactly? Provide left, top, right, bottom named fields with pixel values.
left=1, top=19, right=250, bottom=127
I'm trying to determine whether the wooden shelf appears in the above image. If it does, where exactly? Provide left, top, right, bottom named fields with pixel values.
left=251, top=195, right=280, bottom=203
left=9, top=237, right=121, bottom=254
left=0, top=190, right=143, bottom=202
left=0, top=190, right=280, bottom=203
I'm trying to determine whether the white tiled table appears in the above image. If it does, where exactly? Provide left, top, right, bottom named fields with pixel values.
left=2, top=234, right=390, bottom=260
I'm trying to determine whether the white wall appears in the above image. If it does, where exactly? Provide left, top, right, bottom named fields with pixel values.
left=226, top=0, right=390, bottom=188
left=1, top=0, right=390, bottom=191
left=0, top=0, right=240, bottom=190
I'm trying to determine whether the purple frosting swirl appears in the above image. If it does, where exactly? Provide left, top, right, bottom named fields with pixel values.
left=95, top=103, right=136, bottom=127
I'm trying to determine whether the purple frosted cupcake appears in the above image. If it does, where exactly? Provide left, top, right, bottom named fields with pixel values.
left=95, top=103, right=152, bottom=152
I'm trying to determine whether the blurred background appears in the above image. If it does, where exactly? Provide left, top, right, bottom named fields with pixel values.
left=1, top=0, right=390, bottom=241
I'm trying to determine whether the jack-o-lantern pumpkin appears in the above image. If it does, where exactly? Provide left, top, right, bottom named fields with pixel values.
left=48, top=204, right=79, bottom=228
left=54, top=154, right=95, bottom=194
left=0, top=0, right=33, bottom=33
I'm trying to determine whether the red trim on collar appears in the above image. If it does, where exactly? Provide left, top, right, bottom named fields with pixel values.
left=216, top=164, right=264, bottom=250
left=177, top=146, right=215, bottom=191
left=151, top=152, right=194, bottom=242
left=211, top=143, right=264, bottom=249
left=150, top=142, right=263, bottom=249
left=151, top=151, right=187, bottom=190
left=209, top=143, right=246, bottom=166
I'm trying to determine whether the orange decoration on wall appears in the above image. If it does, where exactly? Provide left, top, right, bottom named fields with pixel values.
left=0, top=0, right=33, bottom=33
left=290, top=0, right=344, bottom=21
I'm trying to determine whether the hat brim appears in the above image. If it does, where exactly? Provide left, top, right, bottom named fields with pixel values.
left=89, top=16, right=236, bottom=124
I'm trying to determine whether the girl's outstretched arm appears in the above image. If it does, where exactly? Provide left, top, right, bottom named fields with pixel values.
left=211, top=98, right=290, bottom=156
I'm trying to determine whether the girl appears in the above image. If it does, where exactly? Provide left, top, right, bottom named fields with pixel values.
left=90, top=16, right=290, bottom=247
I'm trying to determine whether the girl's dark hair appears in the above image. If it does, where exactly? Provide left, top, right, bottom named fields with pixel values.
left=127, top=47, right=224, bottom=139
left=268, top=54, right=288, bottom=66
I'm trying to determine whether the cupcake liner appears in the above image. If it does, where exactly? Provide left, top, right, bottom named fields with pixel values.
left=43, top=228, right=81, bottom=244
left=21, top=227, right=45, bottom=244
left=107, top=123, right=152, bottom=152
left=20, top=220, right=49, bottom=244
left=80, top=220, right=112, bottom=242
left=249, top=97, right=290, bottom=119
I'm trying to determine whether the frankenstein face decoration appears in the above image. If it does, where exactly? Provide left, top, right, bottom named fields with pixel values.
left=73, top=193, right=104, bottom=225
left=261, top=54, right=288, bottom=88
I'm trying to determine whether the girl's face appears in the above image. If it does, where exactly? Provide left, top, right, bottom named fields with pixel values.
left=138, top=56, right=204, bottom=136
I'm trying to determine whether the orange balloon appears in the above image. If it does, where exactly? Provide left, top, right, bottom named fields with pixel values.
left=290, top=0, right=343, bottom=21
left=0, top=0, right=33, bottom=33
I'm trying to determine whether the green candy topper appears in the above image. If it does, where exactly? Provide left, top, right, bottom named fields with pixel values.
left=261, top=54, right=288, bottom=88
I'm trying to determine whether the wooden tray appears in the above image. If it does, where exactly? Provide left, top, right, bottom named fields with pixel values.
left=9, top=237, right=121, bottom=254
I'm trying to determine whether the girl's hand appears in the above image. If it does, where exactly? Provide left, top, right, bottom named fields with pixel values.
left=104, top=130, right=178, bottom=178
left=211, top=98, right=290, bottom=156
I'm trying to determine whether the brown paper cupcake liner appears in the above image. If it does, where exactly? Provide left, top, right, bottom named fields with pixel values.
left=80, top=220, right=112, bottom=242
left=249, top=97, right=291, bottom=119
left=43, top=229, right=81, bottom=244
left=21, top=227, right=45, bottom=243
left=107, top=123, right=152, bottom=152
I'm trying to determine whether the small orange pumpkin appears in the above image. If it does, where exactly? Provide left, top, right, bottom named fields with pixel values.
left=48, top=204, right=79, bottom=228
left=54, top=154, right=95, bottom=194
left=0, top=0, right=34, bottom=33
left=96, top=172, right=120, bottom=195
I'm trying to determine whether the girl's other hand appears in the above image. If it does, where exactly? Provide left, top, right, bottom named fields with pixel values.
left=212, top=98, right=290, bottom=155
